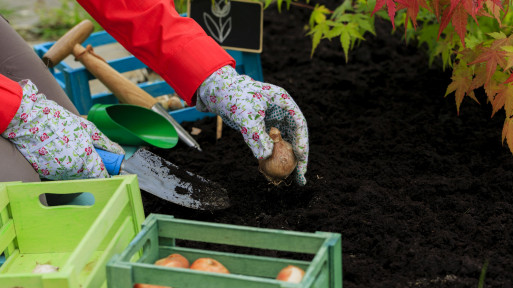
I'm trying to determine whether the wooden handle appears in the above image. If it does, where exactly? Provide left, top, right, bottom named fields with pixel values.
left=42, top=20, right=94, bottom=68
left=72, top=44, right=158, bottom=108
left=216, top=115, right=223, bottom=140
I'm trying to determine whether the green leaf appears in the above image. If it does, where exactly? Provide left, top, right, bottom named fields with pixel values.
left=488, top=31, right=507, bottom=40
left=325, top=23, right=344, bottom=39
left=325, top=20, right=340, bottom=27
left=466, top=34, right=483, bottom=49
left=441, top=46, right=453, bottom=70
left=346, top=22, right=365, bottom=41
left=310, top=4, right=330, bottom=26
left=502, top=46, right=513, bottom=53
left=309, top=21, right=329, bottom=57
left=353, top=14, right=375, bottom=35
left=311, top=31, right=323, bottom=57
left=332, top=0, right=354, bottom=17
left=340, top=30, right=351, bottom=62
left=333, top=14, right=353, bottom=23
left=276, top=0, right=283, bottom=12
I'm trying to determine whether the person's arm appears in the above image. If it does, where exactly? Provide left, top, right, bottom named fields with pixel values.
left=1, top=79, right=125, bottom=180
left=0, top=74, right=23, bottom=134
left=76, top=0, right=309, bottom=185
left=76, top=0, right=235, bottom=106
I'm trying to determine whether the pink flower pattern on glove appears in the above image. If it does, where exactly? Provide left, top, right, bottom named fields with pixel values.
left=40, top=133, right=49, bottom=142
left=196, top=66, right=309, bottom=185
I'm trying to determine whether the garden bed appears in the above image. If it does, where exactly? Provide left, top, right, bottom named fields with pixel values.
left=145, top=1, right=513, bottom=287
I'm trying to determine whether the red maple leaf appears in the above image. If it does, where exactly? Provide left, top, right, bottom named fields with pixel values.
left=483, top=0, right=504, bottom=25
left=505, top=84, right=513, bottom=119
left=485, top=81, right=511, bottom=117
left=438, top=2, right=468, bottom=46
left=371, top=0, right=397, bottom=27
left=470, top=64, right=487, bottom=90
left=431, top=0, right=442, bottom=18
left=502, top=118, right=513, bottom=154
left=396, top=0, right=429, bottom=31
left=437, top=0, right=489, bottom=47
left=468, top=38, right=509, bottom=85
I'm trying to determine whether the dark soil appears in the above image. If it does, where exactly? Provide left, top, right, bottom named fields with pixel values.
left=145, top=2, right=513, bottom=287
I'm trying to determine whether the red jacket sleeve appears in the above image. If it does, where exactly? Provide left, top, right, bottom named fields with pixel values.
left=0, top=74, right=22, bottom=134
left=76, top=0, right=236, bottom=106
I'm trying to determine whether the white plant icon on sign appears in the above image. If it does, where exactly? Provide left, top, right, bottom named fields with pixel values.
left=204, top=0, right=232, bottom=43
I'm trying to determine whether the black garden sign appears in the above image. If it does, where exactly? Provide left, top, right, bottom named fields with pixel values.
left=187, top=0, right=263, bottom=53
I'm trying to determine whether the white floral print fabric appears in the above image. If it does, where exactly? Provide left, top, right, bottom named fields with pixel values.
left=197, top=65, right=309, bottom=185
left=1, top=80, right=124, bottom=180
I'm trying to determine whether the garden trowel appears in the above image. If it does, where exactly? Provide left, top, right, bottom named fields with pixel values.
left=96, top=148, right=230, bottom=210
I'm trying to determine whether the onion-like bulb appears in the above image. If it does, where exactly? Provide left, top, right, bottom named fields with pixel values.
left=258, top=127, right=298, bottom=185
left=276, top=265, right=305, bottom=283
left=167, top=95, right=184, bottom=110
left=33, top=263, right=59, bottom=273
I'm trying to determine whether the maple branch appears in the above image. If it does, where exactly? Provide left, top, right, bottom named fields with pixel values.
left=289, top=1, right=317, bottom=10
left=266, top=0, right=318, bottom=11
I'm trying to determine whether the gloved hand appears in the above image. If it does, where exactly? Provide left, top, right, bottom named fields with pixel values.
left=197, top=65, right=309, bottom=185
left=1, top=80, right=124, bottom=180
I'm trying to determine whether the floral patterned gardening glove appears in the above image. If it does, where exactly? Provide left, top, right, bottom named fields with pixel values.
left=197, top=66, right=309, bottom=185
left=1, top=80, right=124, bottom=180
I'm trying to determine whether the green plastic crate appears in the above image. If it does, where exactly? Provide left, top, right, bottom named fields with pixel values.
left=107, top=213, right=342, bottom=288
left=0, top=175, right=145, bottom=288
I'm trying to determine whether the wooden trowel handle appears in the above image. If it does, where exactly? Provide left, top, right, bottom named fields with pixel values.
left=43, top=20, right=94, bottom=68
left=72, top=44, right=158, bottom=108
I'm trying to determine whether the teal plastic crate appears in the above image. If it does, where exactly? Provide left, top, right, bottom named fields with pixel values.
left=33, top=31, right=264, bottom=115
left=107, top=213, right=342, bottom=288
left=0, top=175, right=145, bottom=288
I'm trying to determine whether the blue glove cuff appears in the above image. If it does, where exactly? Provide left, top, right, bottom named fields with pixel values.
left=95, top=148, right=124, bottom=175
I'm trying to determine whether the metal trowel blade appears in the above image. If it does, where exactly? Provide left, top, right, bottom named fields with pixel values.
left=120, top=148, right=230, bottom=210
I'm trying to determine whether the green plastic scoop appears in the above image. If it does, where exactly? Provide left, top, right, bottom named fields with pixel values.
left=87, top=103, right=178, bottom=149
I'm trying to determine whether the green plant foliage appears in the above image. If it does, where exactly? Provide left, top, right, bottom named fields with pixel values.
left=262, top=0, right=513, bottom=155
left=266, top=0, right=513, bottom=67
left=0, top=2, right=16, bottom=19
left=308, top=0, right=375, bottom=61
left=478, top=259, right=489, bottom=288
left=265, top=0, right=295, bottom=12
left=34, top=0, right=102, bottom=40
left=175, top=0, right=188, bottom=14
